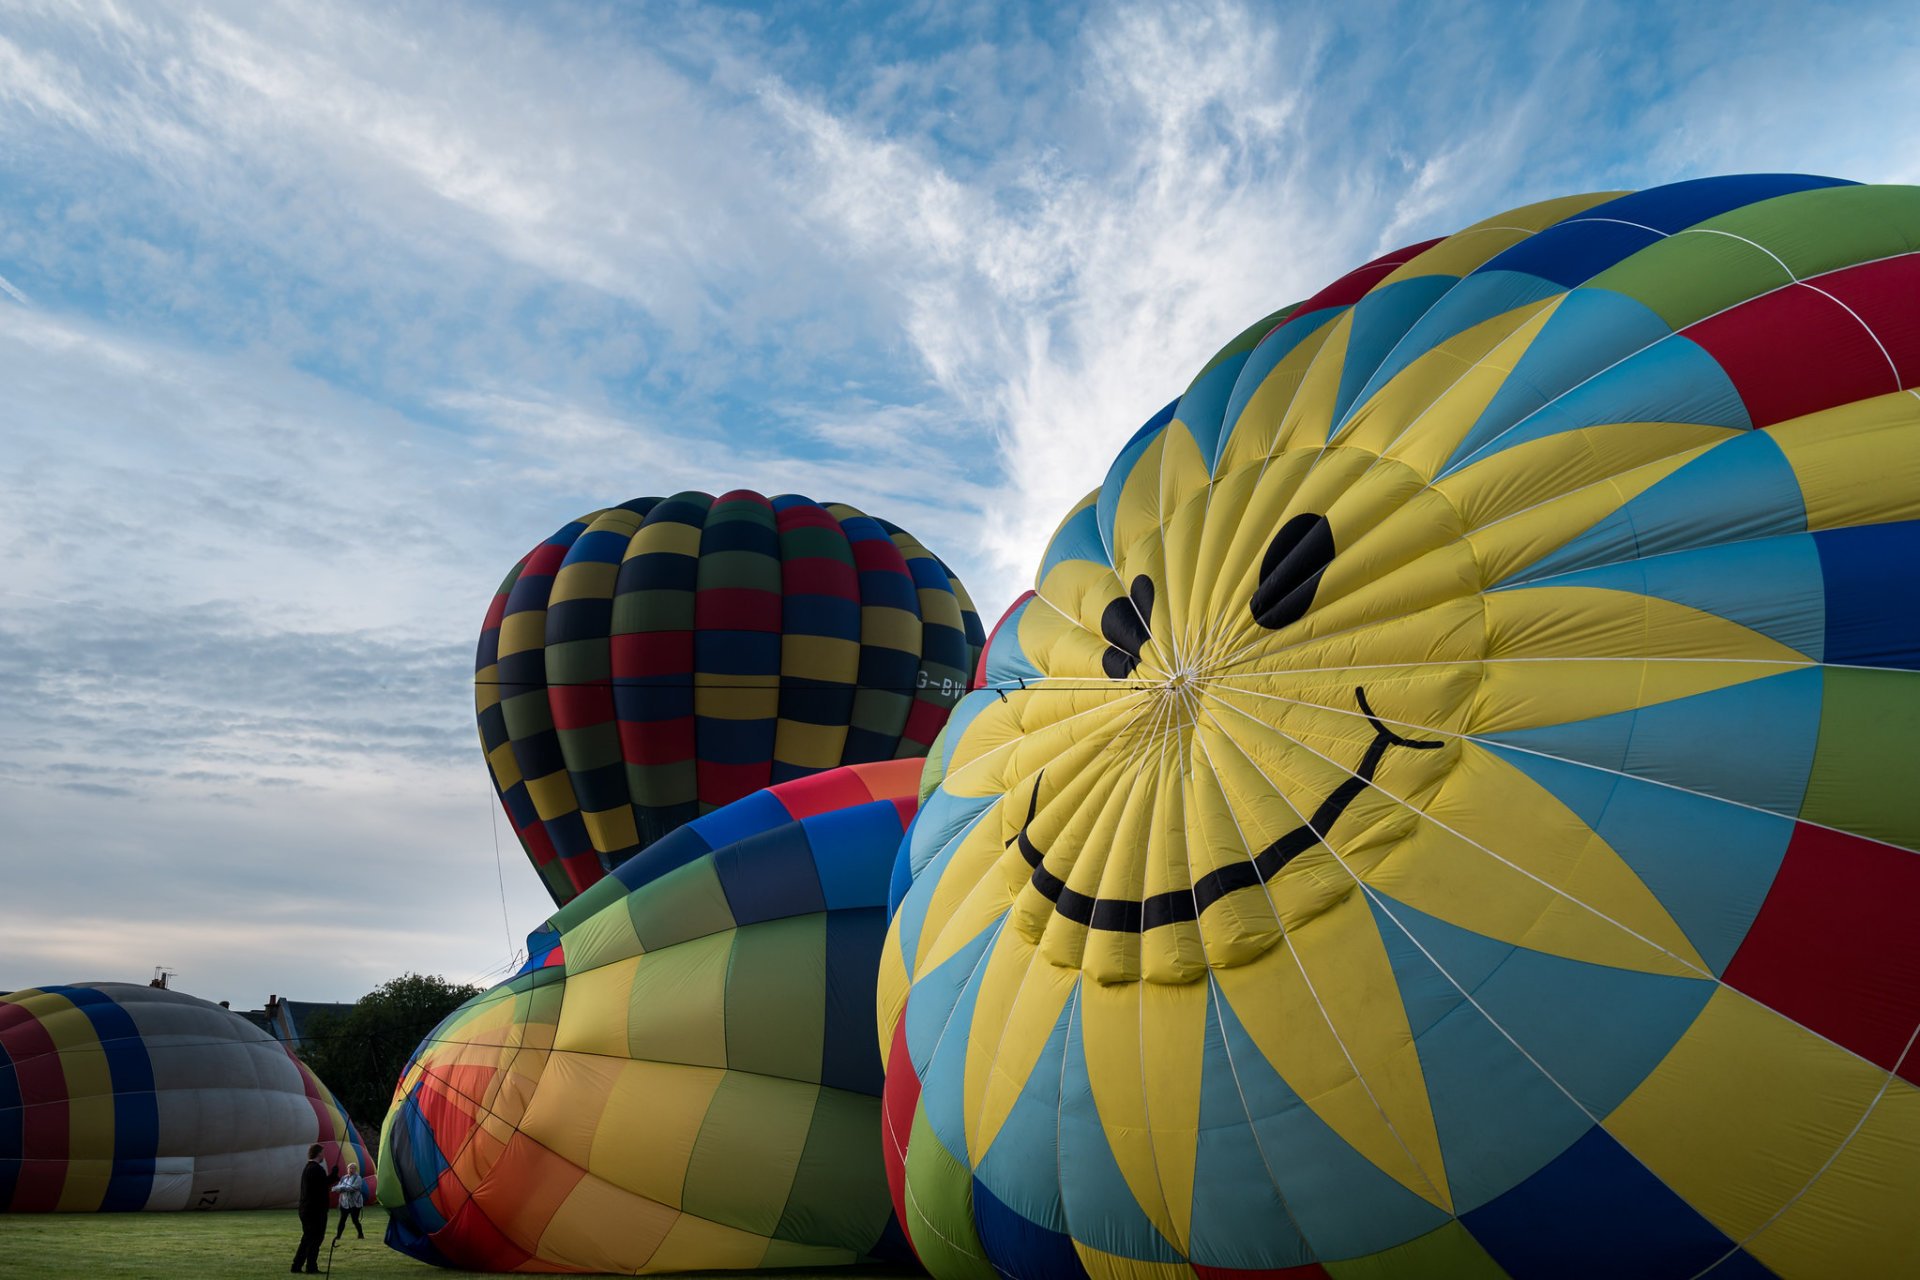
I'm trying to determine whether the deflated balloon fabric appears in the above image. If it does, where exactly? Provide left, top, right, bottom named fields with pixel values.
left=379, top=759, right=922, bottom=1274
left=0, top=983, right=372, bottom=1212
left=878, top=174, right=1920, bottom=1280
left=478, top=490, right=985, bottom=908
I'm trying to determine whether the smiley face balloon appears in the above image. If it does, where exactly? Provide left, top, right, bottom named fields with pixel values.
left=878, top=175, right=1920, bottom=1280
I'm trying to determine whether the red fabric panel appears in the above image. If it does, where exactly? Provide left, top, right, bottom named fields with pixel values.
left=515, top=809, right=559, bottom=869
left=715, top=489, right=774, bottom=510
left=773, top=765, right=886, bottom=819
left=880, top=1013, right=920, bottom=1253
left=610, top=631, right=692, bottom=677
left=560, top=852, right=602, bottom=896
left=694, top=588, right=783, bottom=631
left=480, top=584, right=511, bottom=631
left=437, top=1194, right=536, bottom=1272
left=618, top=716, right=694, bottom=766
left=1684, top=254, right=1920, bottom=428
left=698, top=760, right=771, bottom=809
left=852, top=538, right=911, bottom=576
left=2, top=1006, right=66, bottom=1211
left=1290, top=237, right=1445, bottom=317
left=781, top=556, right=860, bottom=598
left=547, top=682, right=614, bottom=732
left=522, top=541, right=570, bottom=577
left=899, top=698, right=950, bottom=749
left=1723, top=822, right=1920, bottom=1082
left=1193, top=1265, right=1332, bottom=1280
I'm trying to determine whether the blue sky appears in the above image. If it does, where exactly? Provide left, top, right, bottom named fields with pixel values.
left=2, top=0, right=1916, bottom=1006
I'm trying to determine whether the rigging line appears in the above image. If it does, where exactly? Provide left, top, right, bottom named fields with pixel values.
left=1202, top=684, right=1713, bottom=980
left=485, top=774, right=515, bottom=963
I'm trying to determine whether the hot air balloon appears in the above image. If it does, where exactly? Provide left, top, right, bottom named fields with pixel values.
left=379, top=759, right=922, bottom=1273
left=0, top=983, right=372, bottom=1212
left=478, top=490, right=984, bottom=907
left=879, top=175, right=1920, bottom=1280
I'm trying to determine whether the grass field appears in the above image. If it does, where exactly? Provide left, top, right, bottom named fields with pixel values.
left=0, top=1207, right=926, bottom=1278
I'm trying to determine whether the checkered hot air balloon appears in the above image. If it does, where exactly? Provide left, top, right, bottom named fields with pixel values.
left=477, top=491, right=984, bottom=907
left=879, top=175, right=1920, bottom=1280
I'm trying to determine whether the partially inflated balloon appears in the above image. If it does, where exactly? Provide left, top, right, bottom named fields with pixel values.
left=380, top=760, right=922, bottom=1274
left=479, top=491, right=984, bottom=906
left=1, top=983, right=371, bottom=1212
left=880, top=175, right=1920, bottom=1280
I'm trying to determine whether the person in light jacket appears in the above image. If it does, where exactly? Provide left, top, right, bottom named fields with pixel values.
left=332, top=1162, right=367, bottom=1241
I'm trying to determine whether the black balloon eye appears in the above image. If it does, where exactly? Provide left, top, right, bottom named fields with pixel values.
left=1251, top=513, right=1334, bottom=630
left=1101, top=575, right=1155, bottom=679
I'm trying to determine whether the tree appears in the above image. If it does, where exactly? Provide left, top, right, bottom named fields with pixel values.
left=299, top=972, right=479, bottom=1137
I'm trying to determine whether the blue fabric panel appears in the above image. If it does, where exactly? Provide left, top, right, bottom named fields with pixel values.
left=394, top=1086, right=450, bottom=1209
left=1096, top=401, right=1179, bottom=562
left=768, top=493, right=817, bottom=511
left=905, top=925, right=999, bottom=1157
left=0, top=1034, right=18, bottom=1210
left=544, top=811, right=593, bottom=859
left=974, top=1174, right=1091, bottom=1280
left=1185, top=988, right=1315, bottom=1270
left=1173, top=351, right=1250, bottom=472
left=782, top=595, right=861, bottom=639
left=1485, top=667, right=1822, bottom=819
left=714, top=822, right=826, bottom=925
left=1700, top=1250, right=1786, bottom=1279
left=982, top=604, right=1044, bottom=693
left=562, top=527, right=631, bottom=567
left=1578, top=173, right=1852, bottom=235
left=1217, top=306, right=1340, bottom=469
left=1459, top=289, right=1675, bottom=465
left=613, top=674, right=694, bottom=721
left=699, top=517, right=777, bottom=556
left=808, top=801, right=904, bottom=911
left=631, top=814, right=733, bottom=884
left=972, top=997, right=1086, bottom=1280
left=1503, top=430, right=1803, bottom=586
left=500, top=780, right=541, bottom=830
left=1482, top=744, right=1794, bottom=975
left=1495, top=533, right=1826, bottom=659
left=52, top=987, right=159, bottom=1212
left=1337, top=271, right=1564, bottom=435
left=821, top=907, right=888, bottom=1095
left=1479, top=219, right=1663, bottom=290
left=1214, top=981, right=1451, bottom=1256
left=1331, top=275, right=1457, bottom=427
left=1815, top=519, right=1920, bottom=670
left=1461, top=1125, right=1739, bottom=1279
left=857, top=569, right=921, bottom=613
left=889, top=791, right=996, bottom=962
left=1367, top=897, right=1595, bottom=1214
left=618, top=549, right=698, bottom=593
left=696, top=719, right=775, bottom=769
left=1445, top=335, right=1750, bottom=480
left=1040, top=503, right=1108, bottom=579
left=886, top=809, right=919, bottom=923
left=695, top=630, right=781, bottom=677
left=1058, top=990, right=1188, bottom=1264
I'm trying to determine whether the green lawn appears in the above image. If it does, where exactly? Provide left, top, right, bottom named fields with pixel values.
left=0, top=1208, right=925, bottom=1278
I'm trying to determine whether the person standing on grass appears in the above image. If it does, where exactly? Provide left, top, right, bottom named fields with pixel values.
left=333, top=1162, right=367, bottom=1241
left=291, top=1143, right=331, bottom=1274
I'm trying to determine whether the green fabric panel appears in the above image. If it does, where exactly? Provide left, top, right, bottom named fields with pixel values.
left=778, top=523, right=854, bottom=563
left=773, top=1087, right=891, bottom=1251
left=543, top=636, right=609, bottom=683
left=902, top=1104, right=996, bottom=1280
left=680, top=1072, right=818, bottom=1236
left=559, top=897, right=643, bottom=972
left=628, top=856, right=736, bottom=951
left=624, top=929, right=733, bottom=1070
left=724, top=915, right=827, bottom=1083
left=536, top=858, right=573, bottom=901
left=758, top=1238, right=859, bottom=1268
left=553, top=724, right=622, bottom=771
left=611, top=592, right=691, bottom=633
left=499, top=687, right=555, bottom=741
left=625, top=759, right=697, bottom=810
left=848, top=689, right=913, bottom=736
left=698, top=547, right=782, bottom=592
left=1324, top=1220, right=1513, bottom=1279
left=1801, top=666, right=1920, bottom=850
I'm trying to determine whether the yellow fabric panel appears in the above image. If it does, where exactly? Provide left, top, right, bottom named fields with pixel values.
left=963, top=935, right=1076, bottom=1161
left=1767, top=389, right=1920, bottom=530
left=1269, top=308, right=1354, bottom=455
left=1215, top=896, right=1452, bottom=1211
left=1376, top=191, right=1622, bottom=285
left=1366, top=742, right=1707, bottom=976
left=1178, top=732, right=1284, bottom=969
left=771, top=718, right=850, bottom=769
left=1140, top=759, right=1205, bottom=984
left=1212, top=318, right=1343, bottom=474
left=497, top=609, right=547, bottom=659
left=485, top=740, right=523, bottom=791
left=693, top=672, right=778, bottom=721
left=644, top=1212, right=772, bottom=1273
left=515, top=1052, right=619, bottom=1175
left=524, top=769, right=577, bottom=822
left=1743, top=1073, right=1920, bottom=1280
left=1439, top=422, right=1736, bottom=539
left=1338, top=296, right=1562, bottom=460
left=538, top=1169, right=681, bottom=1275
left=1606, top=988, right=1898, bottom=1270
left=587, top=1059, right=727, bottom=1207
left=1037, top=557, right=1145, bottom=677
left=876, top=920, right=910, bottom=1058
left=549, top=558, right=618, bottom=605
left=1078, top=976, right=1207, bottom=1252
left=550, top=955, right=641, bottom=1057
left=1071, top=1240, right=1191, bottom=1280
left=1109, top=419, right=1210, bottom=662
left=859, top=605, right=922, bottom=653
left=780, top=632, right=861, bottom=676
left=562, top=898, right=645, bottom=974
left=624, top=516, right=701, bottom=560
left=1459, top=444, right=1710, bottom=586
left=580, top=804, right=639, bottom=852
left=475, top=663, right=503, bottom=713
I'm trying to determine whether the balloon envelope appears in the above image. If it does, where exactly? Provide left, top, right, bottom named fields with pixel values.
left=1, top=983, right=371, bottom=1212
left=380, top=760, right=922, bottom=1273
left=880, top=175, right=1920, bottom=1280
left=478, top=490, right=984, bottom=906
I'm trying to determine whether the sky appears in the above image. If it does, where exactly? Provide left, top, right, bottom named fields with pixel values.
left=2, top=0, right=1917, bottom=1008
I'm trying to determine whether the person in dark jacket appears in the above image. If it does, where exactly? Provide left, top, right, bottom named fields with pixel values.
left=291, top=1143, right=331, bottom=1274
